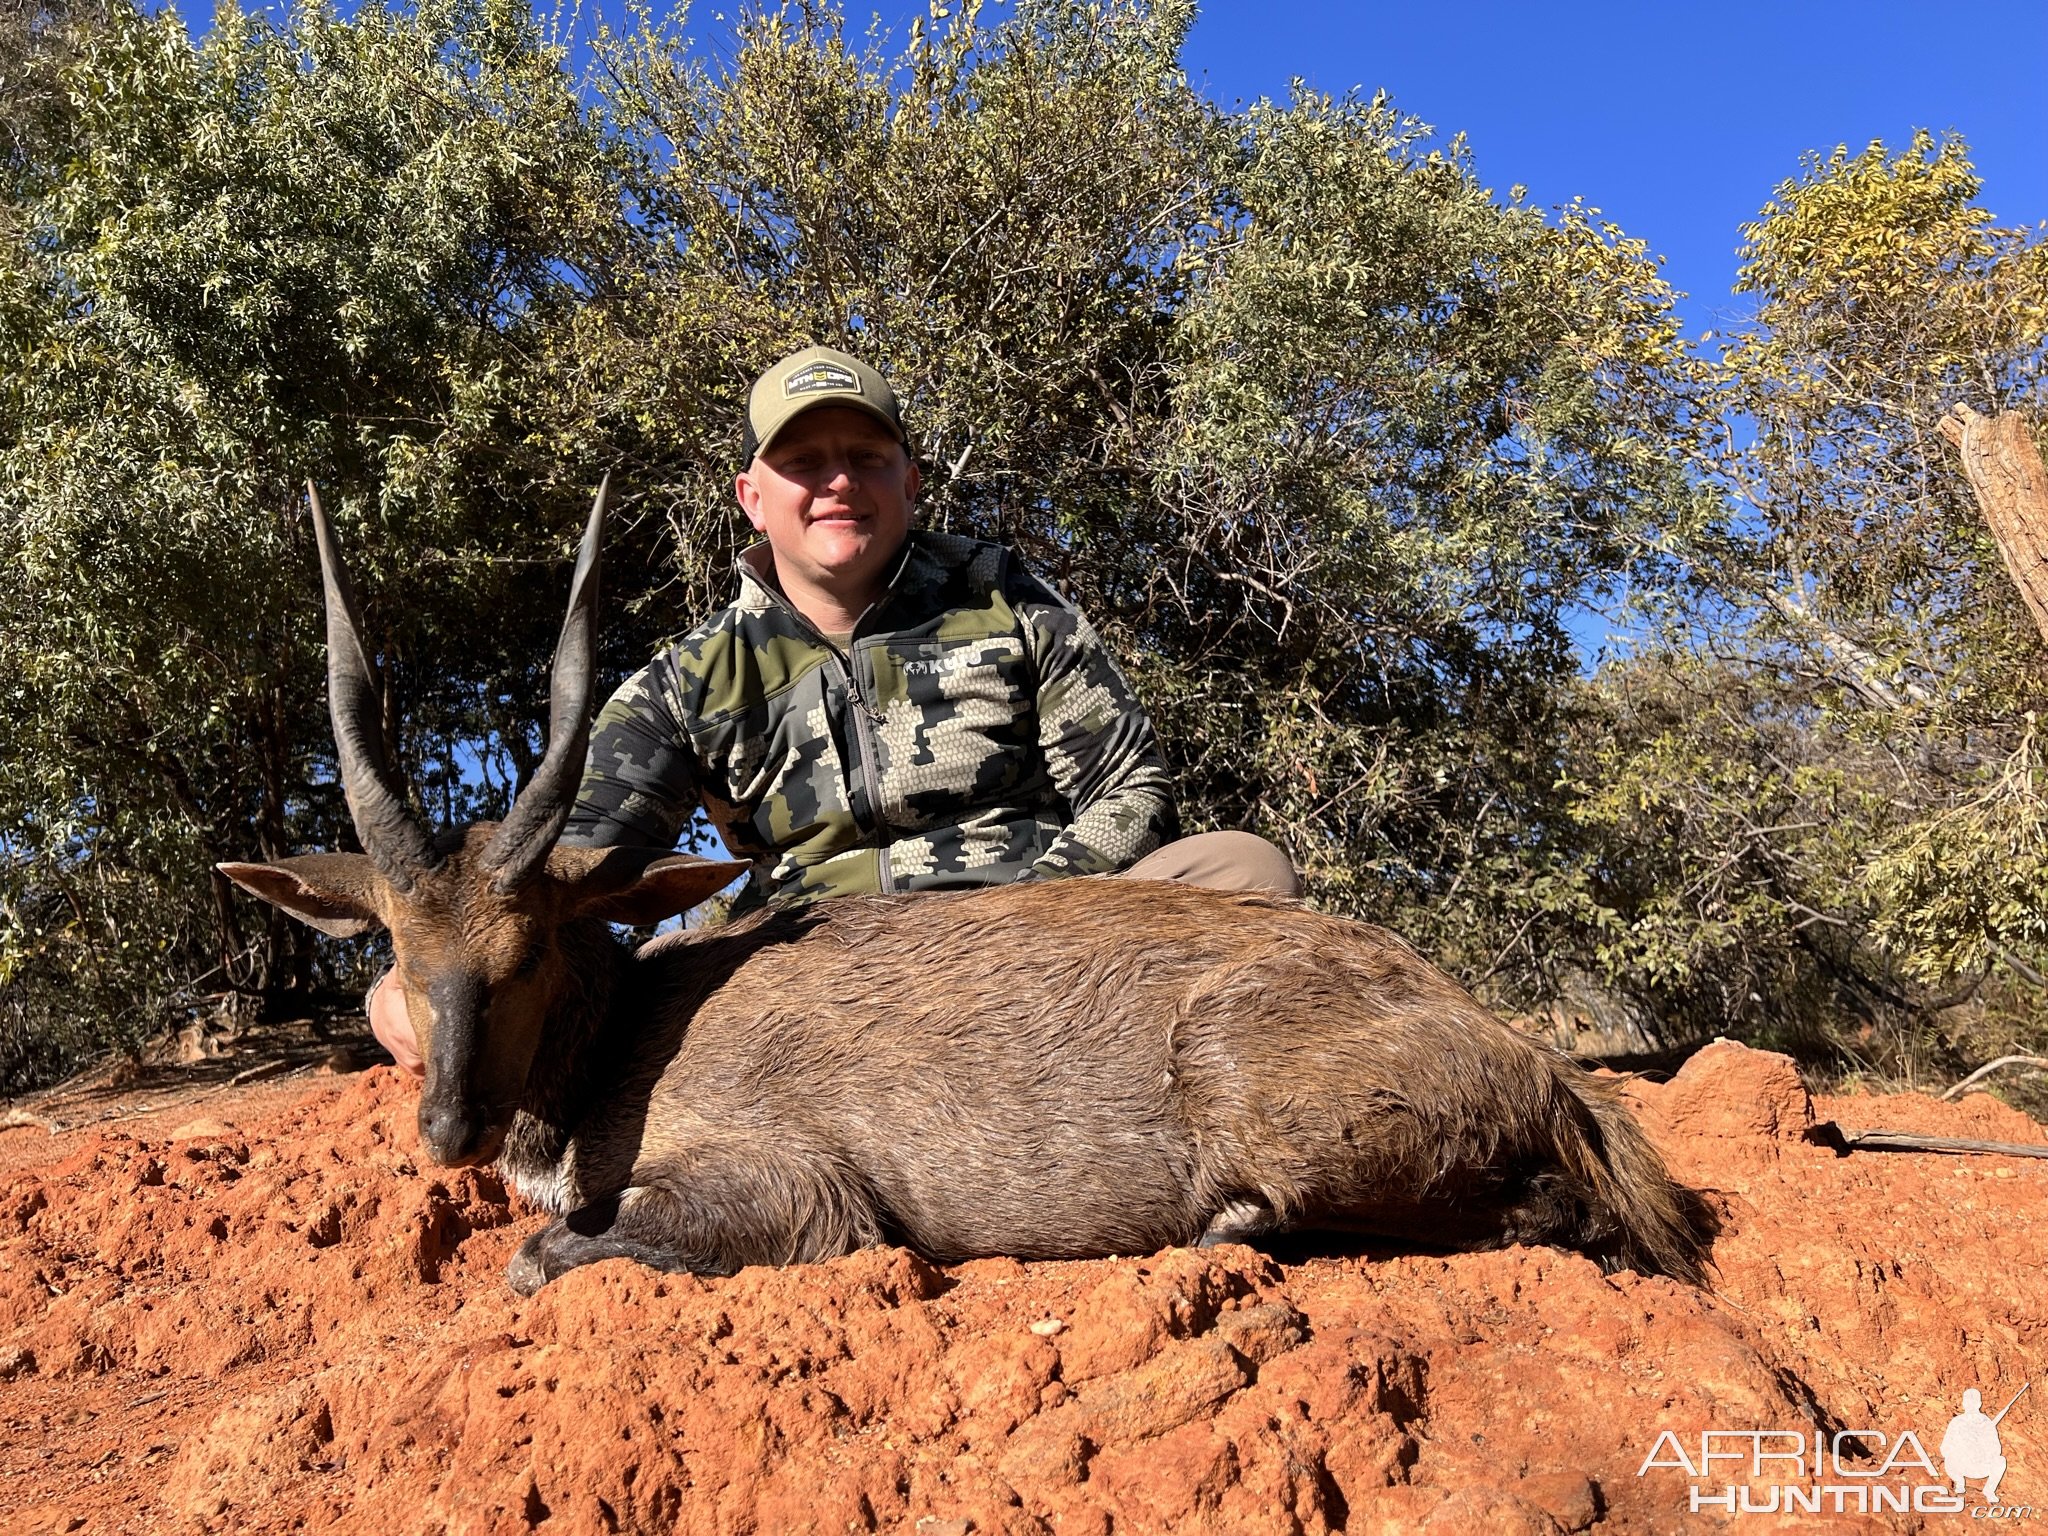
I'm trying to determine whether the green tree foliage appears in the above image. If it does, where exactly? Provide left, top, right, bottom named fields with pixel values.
left=0, top=0, right=105, bottom=178
left=0, top=0, right=638, bottom=1084
left=1563, top=134, right=2048, bottom=1074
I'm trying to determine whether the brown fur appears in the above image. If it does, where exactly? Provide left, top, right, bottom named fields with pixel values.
left=229, top=827, right=1716, bottom=1295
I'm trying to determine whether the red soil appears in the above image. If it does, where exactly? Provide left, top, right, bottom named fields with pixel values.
left=0, top=1040, right=2042, bottom=1534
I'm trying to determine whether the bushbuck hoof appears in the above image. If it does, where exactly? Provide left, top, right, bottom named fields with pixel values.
left=1196, top=1196, right=1280, bottom=1248
left=506, top=1187, right=735, bottom=1296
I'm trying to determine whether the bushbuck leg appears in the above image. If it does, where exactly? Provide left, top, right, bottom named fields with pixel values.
left=506, top=1189, right=725, bottom=1292
left=506, top=1142, right=887, bottom=1295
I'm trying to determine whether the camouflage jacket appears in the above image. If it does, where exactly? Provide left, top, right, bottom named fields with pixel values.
left=563, top=531, right=1179, bottom=904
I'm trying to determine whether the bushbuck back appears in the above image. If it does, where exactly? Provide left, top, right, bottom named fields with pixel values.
left=222, top=482, right=1715, bottom=1294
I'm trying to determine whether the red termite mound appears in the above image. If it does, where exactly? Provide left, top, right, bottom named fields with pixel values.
left=0, top=1040, right=2042, bottom=1534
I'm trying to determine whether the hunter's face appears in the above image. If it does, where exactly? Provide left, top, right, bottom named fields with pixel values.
left=736, top=405, right=918, bottom=613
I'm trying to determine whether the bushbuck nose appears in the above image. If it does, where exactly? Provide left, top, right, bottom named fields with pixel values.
left=419, top=1100, right=492, bottom=1165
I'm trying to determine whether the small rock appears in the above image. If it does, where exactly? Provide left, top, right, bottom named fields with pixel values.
left=1079, top=1335, right=1248, bottom=1442
left=168, top=1117, right=235, bottom=1142
left=0, top=1344, right=37, bottom=1381
left=1029, top=1317, right=1065, bottom=1336
left=318, top=1048, right=367, bottom=1076
left=175, top=1023, right=231, bottom=1064
left=915, top=1520, right=972, bottom=1536
left=1000, top=1419, right=1091, bottom=1495
left=1516, top=1470, right=1599, bottom=1533
left=1212, top=1300, right=1307, bottom=1363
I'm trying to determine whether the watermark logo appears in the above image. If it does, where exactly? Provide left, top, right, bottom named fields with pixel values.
left=1637, top=1383, right=2032, bottom=1519
left=1946, top=1388, right=2018, bottom=1505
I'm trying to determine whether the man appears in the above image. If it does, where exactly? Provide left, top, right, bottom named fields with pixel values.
left=371, top=345, right=1297, bottom=1071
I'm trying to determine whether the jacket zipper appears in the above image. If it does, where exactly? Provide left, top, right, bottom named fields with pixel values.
left=741, top=544, right=913, bottom=897
left=826, top=639, right=895, bottom=894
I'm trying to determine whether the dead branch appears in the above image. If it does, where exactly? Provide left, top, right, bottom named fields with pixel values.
left=1940, top=1054, right=2048, bottom=1102
left=1828, top=1126, right=2048, bottom=1159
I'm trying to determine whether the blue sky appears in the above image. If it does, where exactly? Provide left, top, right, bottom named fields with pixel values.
left=1175, top=0, right=2048, bottom=338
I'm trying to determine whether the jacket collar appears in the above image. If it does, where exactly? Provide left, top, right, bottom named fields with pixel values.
left=733, top=530, right=964, bottom=621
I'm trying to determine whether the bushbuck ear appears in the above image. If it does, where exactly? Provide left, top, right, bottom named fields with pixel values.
left=546, top=846, right=751, bottom=926
left=217, top=855, right=385, bottom=938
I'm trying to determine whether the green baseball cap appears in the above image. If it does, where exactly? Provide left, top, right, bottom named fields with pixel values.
left=742, top=345, right=907, bottom=462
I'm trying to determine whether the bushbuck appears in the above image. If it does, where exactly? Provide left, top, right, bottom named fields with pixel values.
left=221, top=482, right=1714, bottom=1294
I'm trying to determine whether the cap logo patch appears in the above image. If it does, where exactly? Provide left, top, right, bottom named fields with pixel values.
left=783, top=361, right=861, bottom=398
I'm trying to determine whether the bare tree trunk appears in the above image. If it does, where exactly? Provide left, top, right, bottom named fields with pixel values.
left=1755, top=583, right=1930, bottom=711
left=1938, top=404, right=2048, bottom=648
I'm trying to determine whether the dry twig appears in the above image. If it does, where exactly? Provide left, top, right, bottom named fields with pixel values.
left=1940, top=1054, right=2048, bottom=1101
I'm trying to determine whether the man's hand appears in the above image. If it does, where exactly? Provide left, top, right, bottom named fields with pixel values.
left=368, top=971, right=425, bottom=1078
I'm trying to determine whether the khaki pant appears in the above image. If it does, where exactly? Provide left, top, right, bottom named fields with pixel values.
left=1119, top=830, right=1302, bottom=898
